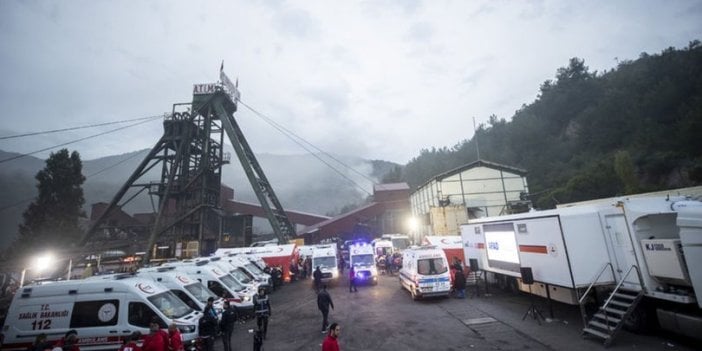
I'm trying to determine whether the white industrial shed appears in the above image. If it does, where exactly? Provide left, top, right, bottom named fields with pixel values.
left=410, top=159, right=529, bottom=238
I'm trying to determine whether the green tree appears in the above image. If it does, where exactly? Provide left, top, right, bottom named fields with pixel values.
left=614, top=150, right=640, bottom=194
left=15, top=149, right=86, bottom=254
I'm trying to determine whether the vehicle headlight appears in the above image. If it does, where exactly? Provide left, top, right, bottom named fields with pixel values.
left=177, top=324, right=197, bottom=333
left=371, top=267, right=378, bottom=276
left=243, top=295, right=251, bottom=302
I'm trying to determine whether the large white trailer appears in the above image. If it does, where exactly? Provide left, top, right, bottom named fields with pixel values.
left=461, top=196, right=702, bottom=345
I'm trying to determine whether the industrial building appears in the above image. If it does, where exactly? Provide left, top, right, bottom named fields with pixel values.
left=409, top=159, right=530, bottom=241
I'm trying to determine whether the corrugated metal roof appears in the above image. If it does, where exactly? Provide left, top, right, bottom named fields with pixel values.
left=373, top=182, right=410, bottom=192
left=417, top=159, right=527, bottom=190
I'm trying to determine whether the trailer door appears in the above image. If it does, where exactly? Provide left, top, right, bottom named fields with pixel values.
left=604, top=214, right=641, bottom=289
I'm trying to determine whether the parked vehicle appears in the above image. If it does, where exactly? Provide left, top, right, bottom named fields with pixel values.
left=399, top=245, right=451, bottom=300
left=0, top=273, right=199, bottom=351
left=461, top=196, right=702, bottom=344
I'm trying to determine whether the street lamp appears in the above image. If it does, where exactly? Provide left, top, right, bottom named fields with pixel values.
left=19, top=253, right=53, bottom=287
left=407, top=216, right=419, bottom=245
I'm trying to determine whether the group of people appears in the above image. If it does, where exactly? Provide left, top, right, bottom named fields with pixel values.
left=28, top=330, right=80, bottom=351
left=316, top=284, right=342, bottom=351
left=197, top=296, right=242, bottom=351
left=289, top=256, right=313, bottom=281
left=376, top=251, right=402, bottom=275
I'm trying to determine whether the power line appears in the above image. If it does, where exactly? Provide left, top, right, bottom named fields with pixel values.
left=238, top=99, right=376, bottom=195
left=0, top=115, right=164, bottom=140
left=0, top=116, right=161, bottom=164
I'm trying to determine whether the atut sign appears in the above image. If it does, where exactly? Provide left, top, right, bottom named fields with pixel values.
left=193, top=83, right=217, bottom=95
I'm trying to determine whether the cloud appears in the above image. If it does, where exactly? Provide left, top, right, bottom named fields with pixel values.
left=0, top=0, right=700, bottom=164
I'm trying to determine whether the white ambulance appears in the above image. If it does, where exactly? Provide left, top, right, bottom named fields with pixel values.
left=399, top=246, right=451, bottom=300
left=312, top=245, right=339, bottom=283
left=160, top=259, right=254, bottom=314
left=137, top=266, right=224, bottom=313
left=1, top=273, right=199, bottom=351
left=349, top=242, right=378, bottom=285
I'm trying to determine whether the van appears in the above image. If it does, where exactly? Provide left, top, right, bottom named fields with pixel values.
left=1, top=273, right=199, bottom=351
left=213, top=256, right=272, bottom=292
left=349, top=242, right=378, bottom=285
left=160, top=259, right=254, bottom=314
left=399, top=246, right=451, bottom=300
left=137, top=267, right=224, bottom=313
left=312, top=245, right=339, bottom=283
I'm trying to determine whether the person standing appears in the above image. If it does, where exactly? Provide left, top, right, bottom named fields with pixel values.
left=199, top=297, right=218, bottom=351
left=348, top=267, right=357, bottom=293
left=316, top=285, right=335, bottom=333
left=253, top=287, right=271, bottom=339
left=454, top=268, right=467, bottom=299
left=54, top=330, right=80, bottom=351
left=167, top=324, right=183, bottom=351
left=119, top=332, right=142, bottom=351
left=313, top=266, right=322, bottom=293
left=219, top=300, right=238, bottom=351
left=321, top=323, right=340, bottom=351
left=142, top=320, right=167, bottom=351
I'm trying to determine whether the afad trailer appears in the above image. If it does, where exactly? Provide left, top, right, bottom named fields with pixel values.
left=461, top=195, right=702, bottom=344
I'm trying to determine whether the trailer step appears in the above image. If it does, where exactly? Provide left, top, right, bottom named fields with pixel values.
left=609, top=300, right=632, bottom=308
left=588, top=320, right=617, bottom=331
left=592, top=313, right=621, bottom=324
left=602, top=307, right=626, bottom=315
left=612, top=292, right=637, bottom=300
left=582, top=327, right=611, bottom=340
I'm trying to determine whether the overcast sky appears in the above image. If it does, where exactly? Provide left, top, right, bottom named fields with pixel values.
left=1, top=0, right=700, bottom=164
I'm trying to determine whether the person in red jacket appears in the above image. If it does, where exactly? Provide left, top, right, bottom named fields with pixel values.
left=167, top=324, right=184, bottom=351
left=321, top=323, right=340, bottom=351
left=118, top=332, right=142, bottom=351
left=143, top=319, right=169, bottom=351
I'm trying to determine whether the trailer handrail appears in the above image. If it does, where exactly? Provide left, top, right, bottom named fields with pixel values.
left=578, top=262, right=615, bottom=328
left=601, top=264, right=642, bottom=311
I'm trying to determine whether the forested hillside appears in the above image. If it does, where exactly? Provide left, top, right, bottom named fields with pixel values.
left=399, top=42, right=702, bottom=208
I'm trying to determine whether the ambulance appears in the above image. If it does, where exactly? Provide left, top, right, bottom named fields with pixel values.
left=399, top=245, right=451, bottom=300
left=160, top=259, right=254, bottom=314
left=0, top=273, right=200, bottom=351
left=212, top=255, right=272, bottom=292
left=349, top=242, right=378, bottom=285
left=312, top=245, right=339, bottom=283
left=137, top=266, right=224, bottom=313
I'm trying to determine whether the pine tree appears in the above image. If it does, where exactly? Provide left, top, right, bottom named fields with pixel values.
left=16, top=149, right=86, bottom=254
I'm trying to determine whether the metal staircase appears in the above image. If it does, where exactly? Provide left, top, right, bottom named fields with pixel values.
left=579, top=264, right=644, bottom=347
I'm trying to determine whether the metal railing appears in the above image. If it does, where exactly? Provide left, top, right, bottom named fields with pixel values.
left=598, top=264, right=643, bottom=331
left=578, top=262, right=615, bottom=328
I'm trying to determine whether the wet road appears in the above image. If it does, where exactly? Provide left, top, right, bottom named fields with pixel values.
left=219, top=273, right=696, bottom=351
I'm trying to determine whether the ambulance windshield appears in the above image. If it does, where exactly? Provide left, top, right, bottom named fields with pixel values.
left=313, top=256, right=336, bottom=269
left=231, top=268, right=253, bottom=284
left=417, top=258, right=447, bottom=275
left=185, top=282, right=217, bottom=303
left=148, top=291, right=193, bottom=319
left=352, top=254, right=374, bottom=266
left=220, top=274, right=245, bottom=291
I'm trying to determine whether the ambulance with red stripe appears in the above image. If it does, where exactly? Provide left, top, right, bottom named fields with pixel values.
left=399, top=245, right=451, bottom=300
left=137, top=266, right=224, bottom=313
left=1, top=273, right=199, bottom=351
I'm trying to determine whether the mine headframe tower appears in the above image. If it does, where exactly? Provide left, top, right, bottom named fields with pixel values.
left=81, top=70, right=295, bottom=262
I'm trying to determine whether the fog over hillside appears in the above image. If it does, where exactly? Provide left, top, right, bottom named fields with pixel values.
left=0, top=147, right=392, bottom=249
